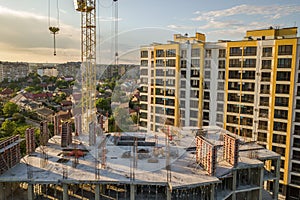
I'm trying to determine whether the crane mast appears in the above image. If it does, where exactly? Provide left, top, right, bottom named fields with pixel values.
left=74, top=0, right=97, bottom=145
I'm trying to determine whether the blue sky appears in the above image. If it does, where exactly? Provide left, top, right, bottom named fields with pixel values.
left=0, top=0, right=299, bottom=63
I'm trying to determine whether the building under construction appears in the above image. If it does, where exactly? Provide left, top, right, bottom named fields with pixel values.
left=0, top=126, right=280, bottom=200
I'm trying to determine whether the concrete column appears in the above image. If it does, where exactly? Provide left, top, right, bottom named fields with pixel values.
left=63, top=184, right=69, bottom=200
left=259, top=167, right=264, bottom=200
left=0, top=182, right=5, bottom=200
left=95, top=184, right=100, bottom=200
left=166, top=183, right=172, bottom=200
left=232, top=170, right=237, bottom=200
left=130, top=184, right=135, bottom=200
left=273, top=158, right=280, bottom=199
left=27, top=184, right=34, bottom=200
left=210, top=184, right=215, bottom=200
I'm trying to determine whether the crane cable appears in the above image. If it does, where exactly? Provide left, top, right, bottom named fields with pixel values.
left=113, top=0, right=118, bottom=65
left=48, top=0, right=60, bottom=56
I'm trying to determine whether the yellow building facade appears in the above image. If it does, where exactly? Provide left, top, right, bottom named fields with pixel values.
left=224, top=27, right=300, bottom=197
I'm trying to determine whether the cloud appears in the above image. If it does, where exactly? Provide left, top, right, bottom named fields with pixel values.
left=0, top=5, right=80, bottom=62
left=97, top=16, right=122, bottom=22
left=192, top=4, right=300, bottom=21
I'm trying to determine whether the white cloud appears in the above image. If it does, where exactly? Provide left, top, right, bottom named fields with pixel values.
left=0, top=5, right=80, bottom=62
left=192, top=4, right=300, bottom=21
left=97, top=16, right=122, bottom=22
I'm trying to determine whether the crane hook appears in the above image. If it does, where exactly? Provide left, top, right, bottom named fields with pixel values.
left=49, top=27, right=60, bottom=56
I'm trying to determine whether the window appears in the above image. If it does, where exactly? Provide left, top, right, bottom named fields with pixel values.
left=190, top=110, right=198, bottom=118
left=205, top=71, right=211, bottom=79
left=191, top=69, right=200, bottom=77
left=216, top=114, right=223, bottom=122
left=278, top=45, right=293, bottom=55
left=191, top=59, right=200, bottom=67
left=261, top=72, right=271, bottom=82
left=203, top=112, right=209, bottom=120
left=259, top=109, right=268, bottom=118
left=277, top=58, right=292, bottom=68
left=156, top=49, right=164, bottom=57
left=181, top=60, right=187, bottom=68
left=217, top=82, right=224, bottom=90
left=244, top=47, right=257, bottom=56
left=191, top=48, right=200, bottom=57
left=262, top=60, right=272, bottom=69
left=244, top=59, right=256, bottom=68
left=219, top=60, right=226, bottom=69
left=275, top=97, right=289, bottom=107
left=204, top=91, right=210, bottom=100
left=217, top=103, right=223, bottom=112
left=140, top=69, right=148, bottom=76
left=274, top=109, right=288, bottom=120
left=141, top=50, right=148, bottom=58
left=205, top=49, right=212, bottom=58
left=262, top=47, right=272, bottom=57
left=141, top=60, right=148, bottom=66
left=166, top=49, right=176, bottom=57
left=180, top=80, right=186, bottom=88
left=190, top=100, right=198, bottom=108
left=181, top=50, right=187, bottom=58
left=218, top=71, right=225, bottom=80
left=276, top=72, right=291, bottom=81
left=229, top=59, right=241, bottom=68
left=204, top=81, right=210, bottom=89
left=229, top=47, right=242, bottom=56
left=273, top=121, right=287, bottom=132
left=260, top=97, right=269, bottom=106
left=219, top=49, right=226, bottom=58
left=156, top=59, right=164, bottom=66
left=205, top=60, right=211, bottom=68
left=260, top=84, right=270, bottom=94
left=276, top=84, right=290, bottom=94
left=217, top=93, right=224, bottom=101
left=180, top=91, right=186, bottom=98
left=166, top=59, right=176, bottom=67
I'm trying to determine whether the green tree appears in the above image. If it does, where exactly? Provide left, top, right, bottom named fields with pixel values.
left=1, top=119, right=17, bottom=136
left=96, top=97, right=111, bottom=113
left=3, top=102, right=19, bottom=117
left=12, top=113, right=26, bottom=124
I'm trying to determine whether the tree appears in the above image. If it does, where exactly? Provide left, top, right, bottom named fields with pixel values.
left=1, top=119, right=17, bottom=136
left=12, top=113, right=25, bottom=124
left=96, top=97, right=111, bottom=113
left=3, top=102, right=19, bottom=117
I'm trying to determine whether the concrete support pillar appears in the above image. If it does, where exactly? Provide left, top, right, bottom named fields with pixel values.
left=95, top=184, right=100, bottom=200
left=210, top=184, right=215, bottom=200
left=130, top=184, right=135, bottom=200
left=63, top=184, right=69, bottom=200
left=259, top=167, right=264, bottom=200
left=28, top=184, right=34, bottom=200
left=0, top=182, right=5, bottom=200
left=166, top=185, right=171, bottom=200
left=232, top=170, right=237, bottom=200
left=273, top=158, right=280, bottom=199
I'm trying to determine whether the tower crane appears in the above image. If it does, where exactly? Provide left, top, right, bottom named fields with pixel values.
left=73, top=0, right=118, bottom=145
left=74, top=0, right=97, bottom=145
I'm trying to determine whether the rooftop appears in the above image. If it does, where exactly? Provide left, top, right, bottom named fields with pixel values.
left=0, top=126, right=279, bottom=189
